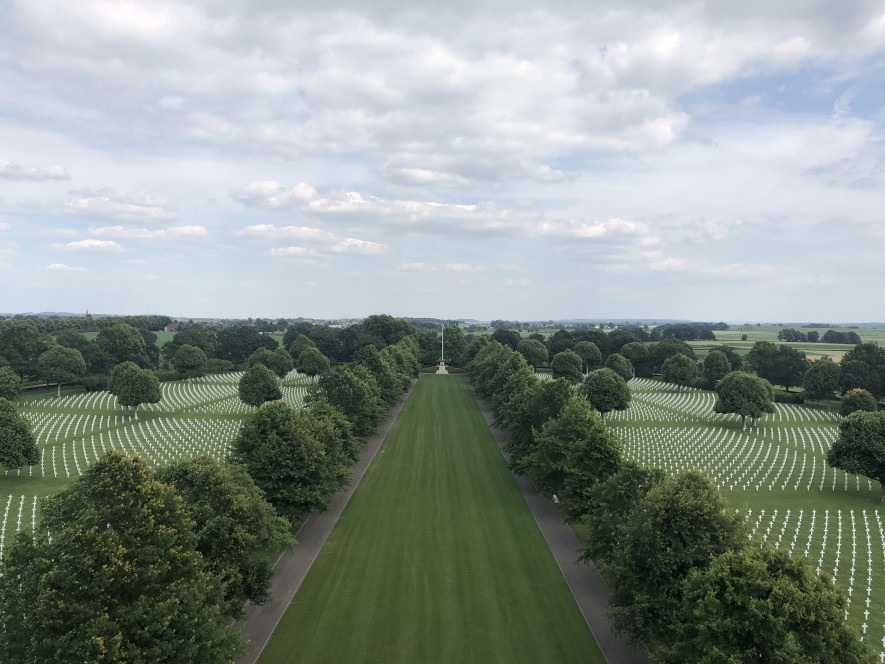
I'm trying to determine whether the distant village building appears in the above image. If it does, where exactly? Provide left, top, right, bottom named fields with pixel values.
left=164, top=322, right=180, bottom=332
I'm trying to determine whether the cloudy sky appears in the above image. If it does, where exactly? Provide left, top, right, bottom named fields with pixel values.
left=1, top=0, right=883, bottom=322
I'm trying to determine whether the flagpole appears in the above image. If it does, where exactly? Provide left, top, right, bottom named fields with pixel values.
left=441, top=322, right=445, bottom=364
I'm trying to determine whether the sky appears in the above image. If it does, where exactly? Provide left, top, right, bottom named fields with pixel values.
left=1, top=0, right=883, bottom=322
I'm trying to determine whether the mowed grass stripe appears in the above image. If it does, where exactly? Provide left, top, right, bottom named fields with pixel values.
left=258, top=375, right=603, bottom=664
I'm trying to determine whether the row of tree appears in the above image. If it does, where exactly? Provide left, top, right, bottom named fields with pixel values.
left=778, top=327, right=863, bottom=344
left=0, top=314, right=171, bottom=335
left=465, top=337, right=873, bottom=662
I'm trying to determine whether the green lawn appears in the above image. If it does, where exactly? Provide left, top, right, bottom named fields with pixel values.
left=258, top=375, right=603, bottom=664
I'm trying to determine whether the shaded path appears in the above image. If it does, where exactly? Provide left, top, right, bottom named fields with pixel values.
left=232, top=381, right=417, bottom=664
left=472, top=389, right=651, bottom=664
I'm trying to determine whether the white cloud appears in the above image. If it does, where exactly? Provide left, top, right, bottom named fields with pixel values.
left=331, top=238, right=388, bottom=256
left=398, top=262, right=487, bottom=273
left=230, top=182, right=319, bottom=209
left=538, top=218, right=659, bottom=245
left=0, top=160, right=69, bottom=180
left=235, top=224, right=337, bottom=244
left=265, top=246, right=319, bottom=258
left=88, top=225, right=210, bottom=242
left=64, top=190, right=179, bottom=224
left=53, top=239, right=129, bottom=253
left=0, top=222, right=9, bottom=231
left=46, top=263, right=86, bottom=271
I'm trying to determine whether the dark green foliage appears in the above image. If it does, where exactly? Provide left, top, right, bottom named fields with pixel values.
left=551, top=349, right=583, bottom=383
left=657, top=546, right=875, bottom=664
left=604, top=471, right=746, bottom=649
left=172, top=344, right=208, bottom=382
left=827, top=410, right=885, bottom=501
left=573, top=341, right=603, bottom=374
left=713, top=371, right=775, bottom=429
left=0, top=366, right=22, bottom=400
left=702, top=350, right=731, bottom=385
left=360, top=314, right=417, bottom=346
left=442, top=325, right=467, bottom=364
left=650, top=338, right=695, bottom=373
left=841, top=343, right=885, bottom=399
left=661, top=353, right=697, bottom=393
left=709, top=344, right=744, bottom=372
left=287, top=333, right=317, bottom=360
left=38, top=346, right=87, bottom=397
left=354, top=344, right=401, bottom=406
left=232, top=401, right=353, bottom=519
left=213, top=324, right=278, bottom=365
left=620, top=342, right=650, bottom=377
left=154, top=457, right=294, bottom=619
left=0, top=320, right=55, bottom=378
left=490, top=328, right=521, bottom=350
left=297, top=346, right=331, bottom=376
left=109, top=361, right=162, bottom=419
left=748, top=341, right=809, bottom=391
left=803, top=357, right=841, bottom=405
left=580, top=368, right=631, bottom=422
left=517, top=338, right=548, bottom=368
left=238, top=363, right=282, bottom=407
left=604, top=353, right=633, bottom=381
left=96, top=323, right=153, bottom=368
left=580, top=461, right=666, bottom=565
left=0, top=452, right=245, bottom=663
left=841, top=388, right=878, bottom=416
left=0, top=397, right=38, bottom=470
left=310, top=364, right=384, bottom=436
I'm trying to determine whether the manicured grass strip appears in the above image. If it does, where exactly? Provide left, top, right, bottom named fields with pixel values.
left=259, top=375, right=603, bottom=664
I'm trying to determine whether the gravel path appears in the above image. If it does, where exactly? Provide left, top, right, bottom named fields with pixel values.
left=472, top=389, right=651, bottom=664
left=232, top=380, right=417, bottom=664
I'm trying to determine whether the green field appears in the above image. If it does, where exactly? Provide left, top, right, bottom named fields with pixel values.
left=258, top=375, right=603, bottom=664
left=593, top=378, right=885, bottom=654
left=691, top=325, right=885, bottom=360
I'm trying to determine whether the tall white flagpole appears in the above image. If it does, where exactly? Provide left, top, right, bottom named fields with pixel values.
left=441, top=322, right=445, bottom=364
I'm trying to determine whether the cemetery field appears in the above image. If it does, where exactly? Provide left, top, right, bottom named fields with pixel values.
left=0, top=370, right=314, bottom=563
left=258, top=375, right=603, bottom=664
left=603, top=378, right=885, bottom=654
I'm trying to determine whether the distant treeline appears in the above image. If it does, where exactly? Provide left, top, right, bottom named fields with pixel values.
left=0, top=314, right=172, bottom=334
left=778, top=328, right=862, bottom=344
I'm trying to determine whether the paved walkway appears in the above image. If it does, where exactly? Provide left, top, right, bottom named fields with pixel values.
left=232, top=381, right=417, bottom=664
left=472, top=390, right=650, bottom=664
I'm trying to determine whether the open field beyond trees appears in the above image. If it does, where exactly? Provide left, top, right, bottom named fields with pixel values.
left=258, top=375, right=603, bottom=664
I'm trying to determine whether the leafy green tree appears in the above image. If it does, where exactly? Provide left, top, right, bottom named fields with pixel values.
left=748, top=342, right=809, bottom=391
left=38, top=346, right=87, bottom=398
left=580, top=368, right=631, bottom=423
left=0, top=366, right=22, bottom=400
left=714, top=371, right=775, bottom=430
left=0, top=320, right=55, bottom=378
left=580, top=461, right=666, bottom=565
left=354, top=344, right=401, bottom=406
left=650, top=337, right=695, bottom=373
left=551, top=349, right=583, bottom=383
left=604, top=353, right=633, bottom=381
left=573, top=341, right=603, bottom=374
left=232, top=401, right=353, bottom=518
left=840, top=343, right=885, bottom=399
left=96, top=323, right=153, bottom=368
left=108, top=361, right=141, bottom=415
left=620, top=342, right=650, bottom=377
left=360, top=314, right=417, bottom=346
left=709, top=344, right=744, bottom=372
left=803, top=357, right=841, bottom=406
left=517, top=338, right=548, bottom=368
left=0, top=398, right=38, bottom=471
left=238, top=364, right=282, bottom=408
left=841, top=388, right=878, bottom=416
left=657, top=546, right=874, bottom=664
left=287, top=333, right=317, bottom=360
left=827, top=411, right=885, bottom=502
left=55, top=330, right=90, bottom=353
left=108, top=362, right=161, bottom=419
left=297, top=346, right=331, bottom=377
left=310, top=364, right=384, bottom=436
left=443, top=325, right=467, bottom=364
left=249, top=347, right=294, bottom=385
left=702, top=350, right=731, bottom=385
left=490, top=328, right=521, bottom=351
left=154, top=457, right=294, bottom=619
left=661, top=353, right=697, bottom=393
left=160, top=323, right=214, bottom=363
left=605, top=471, right=746, bottom=649
left=0, top=451, right=245, bottom=663
left=213, top=324, right=277, bottom=365
left=172, top=344, right=208, bottom=383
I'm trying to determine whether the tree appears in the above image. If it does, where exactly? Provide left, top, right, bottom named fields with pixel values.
left=714, top=371, right=775, bottom=430
left=0, top=366, right=22, bottom=400
left=238, top=363, right=282, bottom=408
left=661, top=353, right=697, bottom=393
left=0, top=320, right=55, bottom=378
left=656, top=545, right=874, bottom=664
left=702, top=350, right=731, bottom=385
left=827, top=411, right=885, bottom=502
left=710, top=344, right=744, bottom=372
left=517, top=338, right=548, bottom=368
left=96, top=323, right=152, bottom=368
left=249, top=347, right=293, bottom=385
left=490, top=328, right=522, bottom=351
left=550, top=349, right=583, bottom=383
left=841, top=343, right=885, bottom=399
left=748, top=341, right=808, bottom=391
left=803, top=357, right=841, bottom=406
left=573, top=341, right=602, bottom=374
left=650, top=338, right=695, bottom=373
left=604, top=353, right=633, bottom=381
left=442, top=325, right=467, bottom=365
left=296, top=346, right=331, bottom=377
left=605, top=471, right=746, bottom=649
left=232, top=401, right=353, bottom=519
left=310, top=364, right=384, bottom=437
left=287, top=333, right=317, bottom=360
left=580, top=368, right=631, bottom=423
left=580, top=461, right=666, bottom=565
left=154, top=458, right=294, bottom=619
left=620, top=342, right=650, bottom=377
left=108, top=362, right=161, bottom=419
left=360, top=314, right=416, bottom=346
left=172, top=344, right=208, bottom=383
left=0, top=398, right=38, bottom=471
left=841, top=388, right=878, bottom=416
left=38, top=346, right=87, bottom=398
left=0, top=451, right=244, bottom=662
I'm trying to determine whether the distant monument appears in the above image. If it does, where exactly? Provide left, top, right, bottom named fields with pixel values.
left=436, top=322, right=448, bottom=374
